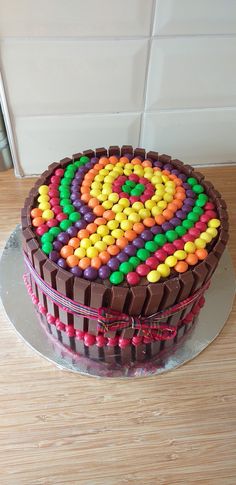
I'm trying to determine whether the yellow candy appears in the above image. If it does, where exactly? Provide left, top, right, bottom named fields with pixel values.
left=117, top=161, right=124, bottom=167
left=104, top=175, right=115, bottom=183
left=151, top=175, right=162, bottom=185
left=166, top=181, right=175, bottom=188
left=125, top=163, right=133, bottom=170
left=165, top=187, right=175, bottom=195
left=106, top=164, right=114, bottom=171
left=86, top=247, right=99, bottom=259
left=151, top=206, right=162, bottom=217
left=119, top=198, right=130, bottom=208
left=89, top=233, right=101, bottom=244
left=200, top=232, right=212, bottom=243
left=102, top=200, right=113, bottom=210
left=108, top=193, right=119, bottom=204
left=124, top=207, right=133, bottom=216
left=37, top=195, right=50, bottom=203
left=174, top=250, right=187, bottom=260
left=90, top=189, right=100, bottom=198
left=157, top=201, right=167, bottom=210
left=74, top=247, right=86, bottom=259
left=97, top=225, right=109, bottom=237
left=103, top=235, right=115, bottom=245
left=100, top=169, right=109, bottom=176
left=145, top=200, right=156, bottom=210
left=102, top=182, right=112, bottom=191
left=39, top=202, right=51, bottom=211
left=184, top=242, right=196, bottom=253
left=80, top=238, right=92, bottom=250
left=143, top=172, right=152, bottom=180
left=38, top=185, right=49, bottom=195
left=111, top=228, right=124, bottom=239
left=162, top=175, right=169, bottom=183
left=164, top=193, right=173, bottom=203
left=94, top=241, right=107, bottom=252
left=147, top=270, right=161, bottom=283
left=97, top=193, right=108, bottom=202
left=124, top=169, right=132, bottom=176
left=42, top=209, right=54, bottom=220
left=151, top=195, right=162, bottom=203
left=128, top=212, right=141, bottom=223
left=195, top=238, right=206, bottom=249
left=157, top=263, right=171, bottom=277
left=108, top=219, right=119, bottom=230
left=206, top=227, right=218, bottom=238
left=91, top=181, right=102, bottom=190
left=132, top=202, right=143, bottom=212
left=113, top=167, right=123, bottom=175
left=144, top=167, right=153, bottom=173
left=94, top=174, right=104, bottom=182
left=208, top=218, right=221, bottom=228
left=165, top=255, right=178, bottom=268
left=139, top=208, right=151, bottom=219
left=120, top=220, right=133, bottom=231
left=112, top=204, right=123, bottom=214
left=115, top=213, right=127, bottom=222
left=102, top=186, right=112, bottom=195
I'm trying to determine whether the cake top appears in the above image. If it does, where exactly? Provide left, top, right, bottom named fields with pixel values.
left=29, top=148, right=222, bottom=287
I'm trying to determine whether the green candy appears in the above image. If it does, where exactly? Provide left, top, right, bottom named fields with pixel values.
left=120, top=262, right=134, bottom=275
left=41, top=232, right=54, bottom=243
left=136, top=183, right=145, bottom=191
left=122, top=185, right=131, bottom=194
left=59, top=189, right=70, bottom=199
left=198, top=193, right=208, bottom=202
left=69, top=212, right=81, bottom=222
left=129, top=256, right=141, bottom=268
left=193, top=206, right=204, bottom=215
left=80, top=156, right=90, bottom=165
left=145, top=240, right=158, bottom=252
left=60, top=178, right=71, bottom=186
left=49, top=227, right=61, bottom=237
left=154, top=234, right=167, bottom=246
left=175, top=225, right=187, bottom=237
left=182, top=219, right=194, bottom=229
left=193, top=184, right=204, bottom=194
left=110, top=271, right=124, bottom=285
left=74, top=160, right=83, bottom=168
left=63, top=204, right=75, bottom=215
left=60, top=219, right=72, bottom=231
left=42, top=242, right=53, bottom=255
left=60, top=198, right=71, bottom=207
left=66, top=163, right=76, bottom=171
left=187, top=212, right=199, bottom=222
left=187, top=177, right=197, bottom=186
left=166, top=230, right=178, bottom=242
left=137, top=248, right=150, bottom=261
left=126, top=180, right=136, bottom=188
left=130, top=188, right=142, bottom=196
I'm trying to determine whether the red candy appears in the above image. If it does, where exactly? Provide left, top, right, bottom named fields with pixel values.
left=204, top=202, right=215, bottom=210
left=51, top=175, right=61, bottom=184
left=84, top=334, right=96, bottom=346
left=136, top=264, right=150, bottom=276
left=189, top=228, right=200, bottom=238
left=55, top=168, right=64, bottom=177
left=50, top=197, right=60, bottom=206
left=53, top=205, right=62, bottom=215
left=173, top=239, right=184, bottom=250
left=49, top=189, right=59, bottom=198
left=205, top=210, right=217, bottom=219
left=163, top=243, right=176, bottom=255
left=182, top=234, right=195, bottom=243
left=146, top=256, right=159, bottom=269
left=126, top=272, right=140, bottom=286
left=56, top=212, right=67, bottom=222
left=47, top=219, right=58, bottom=228
left=36, top=224, right=48, bottom=236
left=154, top=249, right=168, bottom=261
left=200, top=214, right=211, bottom=223
left=195, top=222, right=207, bottom=232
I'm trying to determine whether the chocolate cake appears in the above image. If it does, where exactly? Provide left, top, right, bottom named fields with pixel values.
left=21, top=146, right=229, bottom=365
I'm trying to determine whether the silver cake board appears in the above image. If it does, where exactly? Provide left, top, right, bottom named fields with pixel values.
left=0, top=225, right=235, bottom=378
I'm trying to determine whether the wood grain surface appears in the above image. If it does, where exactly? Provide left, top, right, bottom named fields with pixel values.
left=0, top=168, right=235, bottom=485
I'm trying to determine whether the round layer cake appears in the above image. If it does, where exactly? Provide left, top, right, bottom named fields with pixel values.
left=21, top=146, right=229, bottom=365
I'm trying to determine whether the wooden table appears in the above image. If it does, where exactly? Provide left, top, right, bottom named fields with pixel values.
left=0, top=168, right=235, bottom=485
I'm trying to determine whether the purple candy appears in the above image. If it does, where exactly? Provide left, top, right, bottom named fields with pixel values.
left=176, top=210, right=186, bottom=220
left=162, top=222, right=172, bottom=232
left=67, top=226, right=78, bottom=238
left=153, top=161, right=163, bottom=169
left=98, top=265, right=111, bottom=280
left=163, top=163, right=172, bottom=172
left=75, top=219, right=87, bottom=230
left=117, top=252, right=129, bottom=263
left=57, top=258, right=68, bottom=269
left=70, top=266, right=83, bottom=277
left=124, top=153, right=133, bottom=160
left=171, top=169, right=180, bottom=176
left=80, top=206, right=90, bottom=215
left=151, top=225, right=163, bottom=235
left=49, top=250, right=59, bottom=262
left=183, top=182, right=191, bottom=190
left=53, top=240, right=63, bottom=251
left=71, top=193, right=80, bottom=201
left=170, top=217, right=182, bottom=227
left=141, top=229, right=153, bottom=241
left=86, top=162, right=93, bottom=170
left=83, top=267, right=98, bottom=281
left=124, top=245, right=136, bottom=256
left=186, top=189, right=195, bottom=198
left=182, top=205, right=190, bottom=214
left=84, top=212, right=96, bottom=223
left=73, top=200, right=83, bottom=210
left=91, top=157, right=99, bottom=164
left=133, top=237, right=145, bottom=249
left=108, top=257, right=120, bottom=271
left=57, top=232, right=70, bottom=244
left=185, top=197, right=195, bottom=207
left=178, top=173, right=187, bottom=182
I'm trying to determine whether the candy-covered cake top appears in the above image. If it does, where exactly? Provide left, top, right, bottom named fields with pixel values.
left=30, top=152, right=221, bottom=286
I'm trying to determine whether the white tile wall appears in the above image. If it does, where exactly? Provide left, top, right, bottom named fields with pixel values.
left=142, top=109, right=236, bottom=165
left=146, top=37, right=236, bottom=110
left=15, top=113, right=141, bottom=175
left=0, top=0, right=236, bottom=175
left=154, top=0, right=236, bottom=36
left=0, top=0, right=153, bottom=38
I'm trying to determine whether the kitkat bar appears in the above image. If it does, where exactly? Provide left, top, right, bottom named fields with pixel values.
left=48, top=162, right=59, bottom=171
left=193, top=171, right=205, bottom=183
left=158, top=154, right=172, bottom=164
left=26, top=239, right=39, bottom=297
left=87, top=282, right=108, bottom=361
left=146, top=151, right=158, bottom=161
left=158, top=278, right=181, bottom=352
left=95, top=147, right=107, bottom=158
left=134, top=148, right=146, bottom=159
left=33, top=249, right=47, bottom=309
left=59, top=157, right=72, bottom=168
left=103, top=286, right=129, bottom=365
left=55, top=269, right=75, bottom=350
left=108, top=146, right=120, bottom=156
left=83, top=149, right=95, bottom=158
left=72, top=152, right=83, bottom=161
left=73, top=277, right=90, bottom=356
left=22, top=227, right=35, bottom=254
left=42, top=260, right=59, bottom=317
left=121, top=145, right=133, bottom=156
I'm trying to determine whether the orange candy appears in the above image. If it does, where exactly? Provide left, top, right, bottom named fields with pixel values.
left=120, top=156, right=130, bottom=164
left=124, top=229, right=137, bottom=241
left=80, top=186, right=89, bottom=194
left=133, top=222, right=144, bottom=234
left=142, top=160, right=152, bottom=167
left=116, top=237, right=128, bottom=249
left=167, top=202, right=179, bottom=212
left=107, top=245, right=120, bottom=256
left=91, top=256, right=102, bottom=269
left=143, top=217, right=155, bottom=227
left=77, top=229, right=90, bottom=239
left=174, top=261, right=189, bottom=273
left=99, top=251, right=110, bottom=264
left=99, top=157, right=109, bottom=165
left=186, top=253, right=199, bottom=266
left=79, top=257, right=91, bottom=270
left=68, top=237, right=80, bottom=249
left=32, top=216, right=44, bottom=227
left=93, top=205, right=105, bottom=217
left=103, top=210, right=115, bottom=221
left=162, top=169, right=170, bottom=176
left=195, top=249, right=208, bottom=260
left=66, top=255, right=79, bottom=268
left=88, top=197, right=99, bottom=208
left=174, top=192, right=185, bottom=201
left=81, top=193, right=91, bottom=203
left=109, top=156, right=118, bottom=164
left=31, top=208, right=42, bottom=218
left=155, top=214, right=165, bottom=225
left=86, top=223, right=98, bottom=234
left=94, top=217, right=106, bottom=226
left=172, top=199, right=183, bottom=209
left=60, top=245, right=74, bottom=259
left=162, top=209, right=174, bottom=221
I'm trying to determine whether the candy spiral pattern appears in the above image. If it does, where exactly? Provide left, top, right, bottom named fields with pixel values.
left=30, top=153, right=221, bottom=286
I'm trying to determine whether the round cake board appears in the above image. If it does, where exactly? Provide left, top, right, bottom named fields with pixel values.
left=0, top=225, right=235, bottom=378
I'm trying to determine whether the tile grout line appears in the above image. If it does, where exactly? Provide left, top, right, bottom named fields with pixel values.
left=138, top=0, right=157, bottom=147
